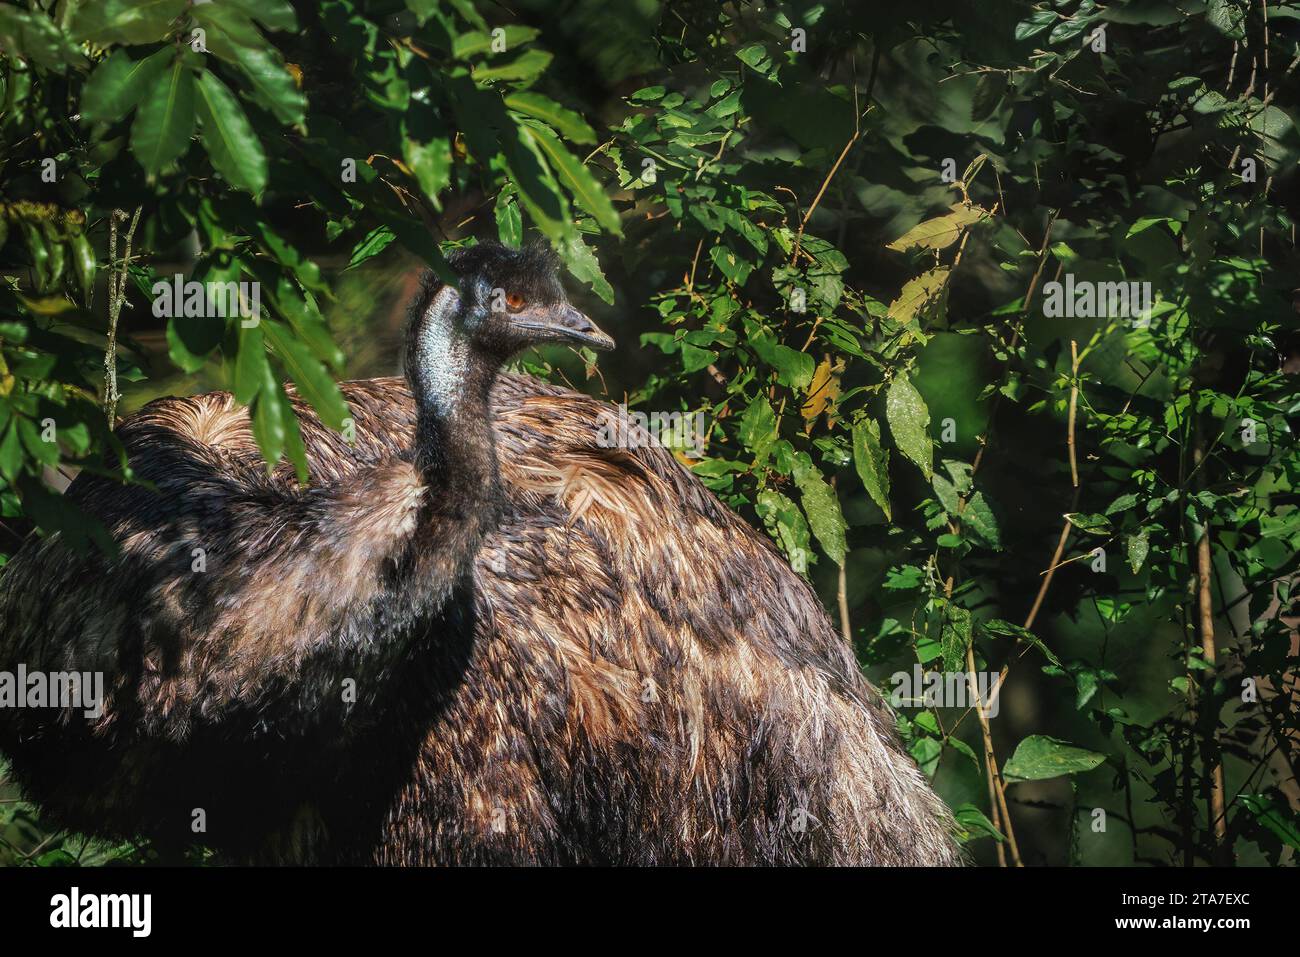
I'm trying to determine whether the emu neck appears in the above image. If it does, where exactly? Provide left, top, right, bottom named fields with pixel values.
left=407, top=285, right=501, bottom=506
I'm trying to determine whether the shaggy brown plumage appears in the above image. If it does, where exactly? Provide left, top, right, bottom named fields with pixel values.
left=0, top=240, right=957, bottom=864
left=0, top=372, right=961, bottom=865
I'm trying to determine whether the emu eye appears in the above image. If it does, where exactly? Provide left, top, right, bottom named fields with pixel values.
left=505, top=292, right=526, bottom=312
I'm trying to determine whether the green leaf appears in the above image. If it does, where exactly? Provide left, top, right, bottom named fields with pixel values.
left=964, top=492, right=1002, bottom=550
left=451, top=77, right=571, bottom=244
left=273, top=283, right=345, bottom=372
left=1207, top=0, right=1246, bottom=40
left=627, top=86, right=666, bottom=104
left=0, top=423, right=22, bottom=483
left=505, top=92, right=597, bottom=144
left=71, top=0, right=186, bottom=45
left=1127, top=528, right=1150, bottom=573
left=709, top=244, right=753, bottom=285
left=234, top=322, right=267, bottom=406
left=235, top=43, right=307, bottom=126
left=756, top=489, right=813, bottom=575
left=941, top=601, right=973, bottom=673
left=166, top=260, right=238, bottom=372
left=886, top=375, right=933, bottom=479
left=69, top=234, right=96, bottom=304
left=524, top=124, right=621, bottom=235
left=444, top=0, right=487, bottom=29
left=405, top=0, right=444, bottom=26
left=738, top=395, right=777, bottom=463
left=0, top=6, right=84, bottom=70
left=226, top=0, right=297, bottom=32
left=473, top=49, right=553, bottom=83
left=971, top=75, right=1004, bottom=122
left=195, top=5, right=305, bottom=126
left=194, top=69, right=267, bottom=193
left=1105, top=492, right=1141, bottom=515
left=494, top=189, right=523, bottom=247
left=129, top=57, right=196, bottom=177
left=250, top=372, right=288, bottom=474
left=953, top=803, right=1005, bottom=843
left=346, top=226, right=397, bottom=270
left=242, top=339, right=309, bottom=483
left=747, top=324, right=814, bottom=389
left=1014, top=9, right=1057, bottom=41
left=166, top=314, right=220, bottom=374
left=979, top=619, right=1061, bottom=669
left=263, top=321, right=350, bottom=431
left=189, top=3, right=263, bottom=57
left=1048, top=17, right=1091, bottom=44
left=80, top=48, right=173, bottom=124
left=18, top=417, right=57, bottom=466
left=851, top=418, right=891, bottom=520
left=680, top=343, right=715, bottom=374
left=1126, top=216, right=1174, bottom=239
left=911, top=736, right=942, bottom=778
left=559, top=235, right=614, bottom=304
left=453, top=26, right=540, bottom=58
left=240, top=221, right=324, bottom=293
left=1239, top=794, right=1300, bottom=850
left=1066, top=512, right=1113, bottom=535
left=792, top=454, right=846, bottom=566
left=735, top=43, right=774, bottom=75
left=946, top=736, right=981, bottom=770
left=403, top=108, right=453, bottom=210
left=1003, top=736, right=1105, bottom=783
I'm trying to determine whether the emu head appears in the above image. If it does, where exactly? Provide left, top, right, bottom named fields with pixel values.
left=404, top=240, right=614, bottom=415
left=447, top=240, right=613, bottom=358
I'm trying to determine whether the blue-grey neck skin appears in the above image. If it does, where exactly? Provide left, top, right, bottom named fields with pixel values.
left=410, top=284, right=471, bottom=419
left=406, top=280, right=501, bottom=498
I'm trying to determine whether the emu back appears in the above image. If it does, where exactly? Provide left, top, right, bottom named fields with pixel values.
left=0, top=373, right=960, bottom=865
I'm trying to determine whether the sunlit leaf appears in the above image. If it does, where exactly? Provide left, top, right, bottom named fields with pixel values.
left=1003, top=736, right=1105, bottom=782
left=886, top=375, right=933, bottom=479
left=129, top=57, right=196, bottom=176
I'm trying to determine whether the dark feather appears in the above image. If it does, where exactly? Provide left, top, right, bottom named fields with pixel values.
left=0, top=372, right=960, bottom=865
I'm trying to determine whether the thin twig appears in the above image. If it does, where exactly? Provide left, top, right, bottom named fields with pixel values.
left=1067, top=340, right=1080, bottom=488
left=832, top=477, right=852, bottom=643
left=790, top=72, right=865, bottom=265
left=104, top=206, right=142, bottom=427
left=966, top=643, right=1023, bottom=866
left=790, top=133, right=859, bottom=264
left=1193, top=423, right=1230, bottom=863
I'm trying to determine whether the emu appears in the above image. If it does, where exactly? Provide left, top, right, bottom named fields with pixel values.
left=0, top=241, right=960, bottom=865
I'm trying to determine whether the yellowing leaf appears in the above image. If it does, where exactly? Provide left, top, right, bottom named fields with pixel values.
left=801, top=356, right=840, bottom=427
left=887, top=204, right=988, bottom=253
left=886, top=266, right=949, bottom=330
left=16, top=294, right=75, bottom=316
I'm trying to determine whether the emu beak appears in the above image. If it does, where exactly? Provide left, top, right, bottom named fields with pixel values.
left=522, top=304, right=615, bottom=351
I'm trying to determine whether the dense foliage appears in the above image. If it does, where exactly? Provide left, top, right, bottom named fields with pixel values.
left=2, top=0, right=1298, bottom=866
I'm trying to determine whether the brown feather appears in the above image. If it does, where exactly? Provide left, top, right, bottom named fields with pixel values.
left=0, top=373, right=960, bottom=865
